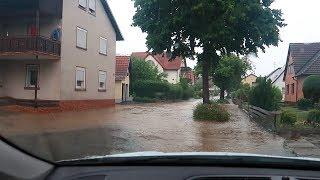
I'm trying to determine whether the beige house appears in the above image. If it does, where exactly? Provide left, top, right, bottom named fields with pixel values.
left=115, top=56, right=130, bottom=103
left=0, top=0, right=123, bottom=107
left=242, top=74, right=257, bottom=86
left=131, top=52, right=183, bottom=84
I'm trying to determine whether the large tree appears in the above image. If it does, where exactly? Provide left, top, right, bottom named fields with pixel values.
left=213, top=55, right=251, bottom=100
left=132, top=0, right=285, bottom=104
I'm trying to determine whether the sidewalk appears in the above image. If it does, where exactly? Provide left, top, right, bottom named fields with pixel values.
left=285, top=138, right=320, bottom=158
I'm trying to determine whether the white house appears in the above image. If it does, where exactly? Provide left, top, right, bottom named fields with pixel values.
left=267, top=66, right=285, bottom=100
left=131, top=52, right=182, bottom=84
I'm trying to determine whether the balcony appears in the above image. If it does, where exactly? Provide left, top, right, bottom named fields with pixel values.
left=0, top=36, right=61, bottom=60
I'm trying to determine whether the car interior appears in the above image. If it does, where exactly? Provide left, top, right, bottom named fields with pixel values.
left=1, top=138, right=320, bottom=180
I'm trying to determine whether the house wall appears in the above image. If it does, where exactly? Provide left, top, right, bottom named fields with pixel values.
left=284, top=55, right=306, bottom=103
left=242, top=75, right=257, bottom=86
left=115, top=76, right=130, bottom=103
left=145, top=55, right=164, bottom=73
left=0, top=60, right=61, bottom=100
left=60, top=0, right=116, bottom=101
left=165, top=69, right=180, bottom=84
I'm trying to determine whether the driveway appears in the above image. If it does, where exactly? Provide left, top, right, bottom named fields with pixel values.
left=0, top=100, right=291, bottom=161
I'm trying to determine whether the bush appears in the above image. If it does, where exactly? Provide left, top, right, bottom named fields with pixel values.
left=249, top=77, right=282, bottom=111
left=182, top=87, right=193, bottom=100
left=233, top=84, right=251, bottom=102
left=303, top=75, right=320, bottom=103
left=214, top=99, right=229, bottom=104
left=280, top=110, right=297, bottom=126
left=314, top=103, right=320, bottom=110
left=307, top=110, right=320, bottom=124
left=297, top=98, right=313, bottom=110
left=166, top=84, right=183, bottom=100
left=193, top=90, right=202, bottom=99
left=133, top=97, right=157, bottom=103
left=133, top=80, right=170, bottom=98
left=193, top=103, right=230, bottom=121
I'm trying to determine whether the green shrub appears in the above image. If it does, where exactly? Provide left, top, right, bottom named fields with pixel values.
left=314, top=103, right=320, bottom=110
left=214, top=99, right=229, bottom=104
left=133, top=97, right=157, bottom=103
left=297, top=98, right=313, bottom=110
left=303, top=75, right=320, bottom=103
left=193, top=103, right=230, bottom=121
left=307, top=110, right=320, bottom=124
left=193, top=90, right=202, bottom=99
left=182, top=87, right=193, bottom=100
left=280, top=110, right=297, bottom=126
left=233, top=84, right=251, bottom=102
left=166, top=84, right=183, bottom=100
left=249, top=77, right=282, bottom=111
left=133, top=80, right=170, bottom=98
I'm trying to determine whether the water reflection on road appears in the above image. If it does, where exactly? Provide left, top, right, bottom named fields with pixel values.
left=0, top=100, right=291, bottom=161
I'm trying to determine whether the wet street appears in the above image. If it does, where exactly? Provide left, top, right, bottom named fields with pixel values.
left=0, top=100, right=291, bottom=161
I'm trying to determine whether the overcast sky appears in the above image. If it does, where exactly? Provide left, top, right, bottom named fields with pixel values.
left=108, top=0, right=320, bottom=76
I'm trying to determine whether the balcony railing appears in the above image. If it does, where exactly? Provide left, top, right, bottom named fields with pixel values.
left=0, top=36, right=61, bottom=58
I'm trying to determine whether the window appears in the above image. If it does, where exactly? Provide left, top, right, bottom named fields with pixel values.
left=25, top=65, right=39, bottom=88
left=79, top=0, right=87, bottom=9
left=98, top=71, right=107, bottom=91
left=99, top=37, right=107, bottom=55
left=76, top=27, right=87, bottom=50
left=76, top=67, right=86, bottom=90
left=291, top=83, right=295, bottom=94
left=88, top=0, right=96, bottom=14
left=286, top=84, right=289, bottom=95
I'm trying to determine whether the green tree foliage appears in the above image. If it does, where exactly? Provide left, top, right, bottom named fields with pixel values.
left=213, top=55, right=251, bottom=100
left=249, top=77, right=282, bottom=111
left=297, top=98, right=314, bottom=110
left=232, top=83, right=251, bottom=102
left=132, top=0, right=285, bottom=104
left=303, top=75, right=320, bottom=103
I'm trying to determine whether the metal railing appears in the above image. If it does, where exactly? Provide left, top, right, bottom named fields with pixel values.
left=0, top=36, right=61, bottom=57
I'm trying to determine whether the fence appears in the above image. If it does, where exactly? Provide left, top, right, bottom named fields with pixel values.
left=237, top=101, right=280, bottom=132
left=0, top=36, right=61, bottom=57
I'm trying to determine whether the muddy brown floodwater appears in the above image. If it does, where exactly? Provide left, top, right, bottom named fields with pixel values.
left=0, top=100, right=292, bottom=161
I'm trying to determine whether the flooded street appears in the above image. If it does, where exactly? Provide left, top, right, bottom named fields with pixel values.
left=0, top=100, right=291, bottom=161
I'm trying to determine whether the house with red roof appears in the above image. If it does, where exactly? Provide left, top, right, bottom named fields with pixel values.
left=115, top=56, right=130, bottom=103
left=131, top=52, right=183, bottom=84
left=283, top=43, right=320, bottom=103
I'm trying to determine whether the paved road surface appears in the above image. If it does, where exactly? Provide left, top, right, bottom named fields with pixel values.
left=0, top=100, right=291, bottom=161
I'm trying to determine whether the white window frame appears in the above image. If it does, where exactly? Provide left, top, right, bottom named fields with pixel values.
left=98, top=71, right=107, bottom=91
left=78, top=0, right=87, bottom=9
left=25, top=65, right=40, bottom=88
left=99, top=37, right=107, bottom=55
left=88, top=0, right=96, bottom=14
left=75, top=67, right=86, bottom=90
left=76, top=27, right=88, bottom=50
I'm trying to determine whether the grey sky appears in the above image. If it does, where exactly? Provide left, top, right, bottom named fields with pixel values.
left=108, top=0, right=320, bottom=76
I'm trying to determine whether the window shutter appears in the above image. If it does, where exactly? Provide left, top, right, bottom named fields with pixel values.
left=89, top=0, right=96, bottom=12
left=77, top=28, right=87, bottom=49
left=99, top=37, right=107, bottom=55
left=79, top=0, right=87, bottom=8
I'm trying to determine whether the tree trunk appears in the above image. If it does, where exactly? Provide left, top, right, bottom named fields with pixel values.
left=202, top=59, right=210, bottom=104
left=220, top=89, right=225, bottom=100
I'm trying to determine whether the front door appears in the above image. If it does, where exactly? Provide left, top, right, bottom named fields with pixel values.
left=122, top=83, right=128, bottom=102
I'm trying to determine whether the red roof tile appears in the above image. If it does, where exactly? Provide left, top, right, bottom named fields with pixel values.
left=131, top=52, right=182, bottom=70
left=115, top=56, right=130, bottom=81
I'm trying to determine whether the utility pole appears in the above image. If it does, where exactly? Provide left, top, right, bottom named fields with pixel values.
left=34, top=7, right=40, bottom=109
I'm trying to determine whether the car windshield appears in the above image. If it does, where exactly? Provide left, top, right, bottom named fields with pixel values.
left=1, top=0, right=320, bottom=163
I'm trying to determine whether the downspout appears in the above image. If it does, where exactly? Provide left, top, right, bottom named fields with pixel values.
left=293, top=76, right=298, bottom=102
left=34, top=2, right=40, bottom=108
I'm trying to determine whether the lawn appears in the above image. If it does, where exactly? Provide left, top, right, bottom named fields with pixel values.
left=280, top=106, right=310, bottom=127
